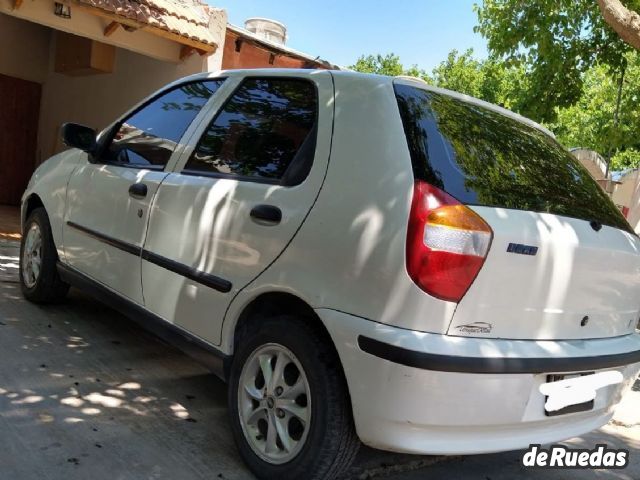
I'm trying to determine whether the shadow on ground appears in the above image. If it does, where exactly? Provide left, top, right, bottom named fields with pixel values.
left=1, top=241, right=639, bottom=479
left=0, top=272, right=447, bottom=480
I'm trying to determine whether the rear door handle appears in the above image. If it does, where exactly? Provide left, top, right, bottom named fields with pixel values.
left=128, top=182, right=148, bottom=199
left=250, top=204, right=282, bottom=225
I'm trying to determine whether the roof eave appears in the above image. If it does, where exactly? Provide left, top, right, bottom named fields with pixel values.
left=227, top=23, right=338, bottom=69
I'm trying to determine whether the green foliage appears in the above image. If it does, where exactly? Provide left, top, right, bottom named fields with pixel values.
left=611, top=149, right=640, bottom=171
left=431, top=49, right=484, bottom=97
left=623, top=0, right=640, bottom=12
left=349, top=53, right=430, bottom=79
left=351, top=46, right=640, bottom=173
left=474, top=0, right=633, bottom=122
left=430, top=49, right=527, bottom=110
left=551, top=52, right=640, bottom=164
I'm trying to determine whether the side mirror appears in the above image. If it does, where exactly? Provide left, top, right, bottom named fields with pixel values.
left=61, top=123, right=97, bottom=154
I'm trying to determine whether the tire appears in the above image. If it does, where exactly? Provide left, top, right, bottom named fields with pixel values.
left=228, top=315, right=360, bottom=480
left=19, top=207, right=69, bottom=303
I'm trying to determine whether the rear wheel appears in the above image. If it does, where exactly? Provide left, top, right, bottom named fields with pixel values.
left=20, top=207, right=69, bottom=303
left=228, top=315, right=359, bottom=480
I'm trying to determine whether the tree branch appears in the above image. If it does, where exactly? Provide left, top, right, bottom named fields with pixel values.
left=597, top=0, right=640, bottom=50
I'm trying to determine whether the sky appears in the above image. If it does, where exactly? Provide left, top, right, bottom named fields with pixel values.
left=213, top=0, right=488, bottom=72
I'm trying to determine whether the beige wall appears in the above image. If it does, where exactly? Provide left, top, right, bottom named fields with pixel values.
left=0, top=3, right=226, bottom=163
left=0, top=13, right=50, bottom=83
left=0, top=0, right=185, bottom=63
left=612, top=170, right=638, bottom=209
left=38, top=30, right=209, bottom=161
left=628, top=175, right=640, bottom=234
left=614, top=170, right=640, bottom=234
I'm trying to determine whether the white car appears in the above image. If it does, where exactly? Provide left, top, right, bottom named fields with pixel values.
left=20, top=69, right=640, bottom=479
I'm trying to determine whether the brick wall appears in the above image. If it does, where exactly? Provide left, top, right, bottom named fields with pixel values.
left=221, top=29, right=330, bottom=70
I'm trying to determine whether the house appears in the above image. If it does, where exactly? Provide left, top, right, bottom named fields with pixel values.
left=0, top=0, right=226, bottom=205
left=570, top=149, right=640, bottom=234
left=222, top=18, right=338, bottom=70
left=613, top=169, right=640, bottom=234
left=628, top=174, right=640, bottom=234
left=570, top=148, right=619, bottom=195
left=0, top=0, right=336, bottom=207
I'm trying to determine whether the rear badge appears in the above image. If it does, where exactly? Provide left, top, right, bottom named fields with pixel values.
left=507, top=243, right=538, bottom=256
left=455, top=322, right=492, bottom=334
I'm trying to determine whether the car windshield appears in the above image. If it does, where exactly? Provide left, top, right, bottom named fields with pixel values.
left=394, top=83, right=633, bottom=234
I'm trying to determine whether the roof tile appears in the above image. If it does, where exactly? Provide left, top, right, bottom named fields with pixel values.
left=76, top=0, right=222, bottom=47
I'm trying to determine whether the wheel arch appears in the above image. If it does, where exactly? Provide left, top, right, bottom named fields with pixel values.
left=22, top=193, right=45, bottom=227
left=232, top=292, right=328, bottom=351
left=22, top=190, right=68, bottom=262
left=227, top=292, right=351, bottom=396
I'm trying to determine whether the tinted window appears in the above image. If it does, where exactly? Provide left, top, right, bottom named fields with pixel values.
left=394, top=83, right=632, bottom=233
left=104, top=80, right=224, bottom=167
left=185, top=78, right=317, bottom=182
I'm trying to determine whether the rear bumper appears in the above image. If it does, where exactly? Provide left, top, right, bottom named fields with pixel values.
left=357, top=335, right=640, bottom=374
left=317, top=308, right=640, bottom=455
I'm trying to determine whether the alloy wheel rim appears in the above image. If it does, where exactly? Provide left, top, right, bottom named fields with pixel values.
left=238, top=343, right=311, bottom=464
left=22, top=223, right=42, bottom=288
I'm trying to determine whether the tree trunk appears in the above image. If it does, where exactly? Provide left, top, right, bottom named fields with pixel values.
left=597, top=0, right=640, bottom=50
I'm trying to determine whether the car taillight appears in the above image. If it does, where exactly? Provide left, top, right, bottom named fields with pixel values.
left=406, top=181, right=493, bottom=303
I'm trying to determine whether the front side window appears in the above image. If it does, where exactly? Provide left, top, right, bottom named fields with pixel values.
left=185, top=78, right=318, bottom=182
left=103, top=80, right=225, bottom=168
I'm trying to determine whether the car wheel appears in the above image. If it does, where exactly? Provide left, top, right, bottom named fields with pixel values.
left=229, top=315, right=360, bottom=480
left=20, top=207, right=69, bottom=303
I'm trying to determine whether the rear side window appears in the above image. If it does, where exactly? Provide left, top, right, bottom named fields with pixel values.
left=184, top=78, right=317, bottom=183
left=394, top=83, right=632, bottom=233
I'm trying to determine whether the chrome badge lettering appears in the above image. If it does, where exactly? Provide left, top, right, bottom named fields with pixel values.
left=507, top=243, right=538, bottom=256
left=455, top=322, right=492, bottom=334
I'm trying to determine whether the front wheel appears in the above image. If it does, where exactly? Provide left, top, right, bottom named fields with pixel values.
left=228, top=315, right=359, bottom=480
left=20, top=207, right=69, bottom=303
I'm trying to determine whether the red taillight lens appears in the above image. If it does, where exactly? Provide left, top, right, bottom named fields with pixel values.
left=406, top=181, right=493, bottom=302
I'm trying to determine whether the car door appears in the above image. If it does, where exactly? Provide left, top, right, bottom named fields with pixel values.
left=141, top=71, right=334, bottom=345
left=63, top=79, right=225, bottom=304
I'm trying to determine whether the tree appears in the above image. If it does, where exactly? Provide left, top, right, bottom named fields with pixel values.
left=351, top=49, right=529, bottom=113
left=430, top=49, right=527, bottom=110
left=551, top=52, right=640, bottom=170
left=349, top=53, right=429, bottom=79
left=611, top=149, right=640, bottom=170
left=350, top=48, right=640, bottom=171
left=597, top=0, right=640, bottom=50
left=475, top=0, right=633, bottom=122
left=431, top=49, right=485, bottom=97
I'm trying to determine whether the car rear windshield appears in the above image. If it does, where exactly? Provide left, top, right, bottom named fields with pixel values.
left=394, top=83, right=633, bottom=234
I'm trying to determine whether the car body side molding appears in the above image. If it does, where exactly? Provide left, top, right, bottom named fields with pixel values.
left=141, top=249, right=232, bottom=293
left=357, top=335, right=640, bottom=374
left=67, top=220, right=141, bottom=256
left=66, top=221, right=232, bottom=293
left=57, top=261, right=230, bottom=380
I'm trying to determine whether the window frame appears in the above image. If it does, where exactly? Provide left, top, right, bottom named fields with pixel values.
left=92, top=78, right=227, bottom=171
left=181, top=76, right=320, bottom=186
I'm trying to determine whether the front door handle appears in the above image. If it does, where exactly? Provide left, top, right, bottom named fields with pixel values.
left=128, top=182, right=148, bottom=199
left=250, top=204, right=282, bottom=225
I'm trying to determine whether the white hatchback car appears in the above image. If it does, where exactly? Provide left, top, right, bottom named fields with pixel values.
left=20, top=69, right=640, bottom=479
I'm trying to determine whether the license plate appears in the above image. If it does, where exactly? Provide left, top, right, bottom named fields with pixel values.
left=544, top=373, right=595, bottom=417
